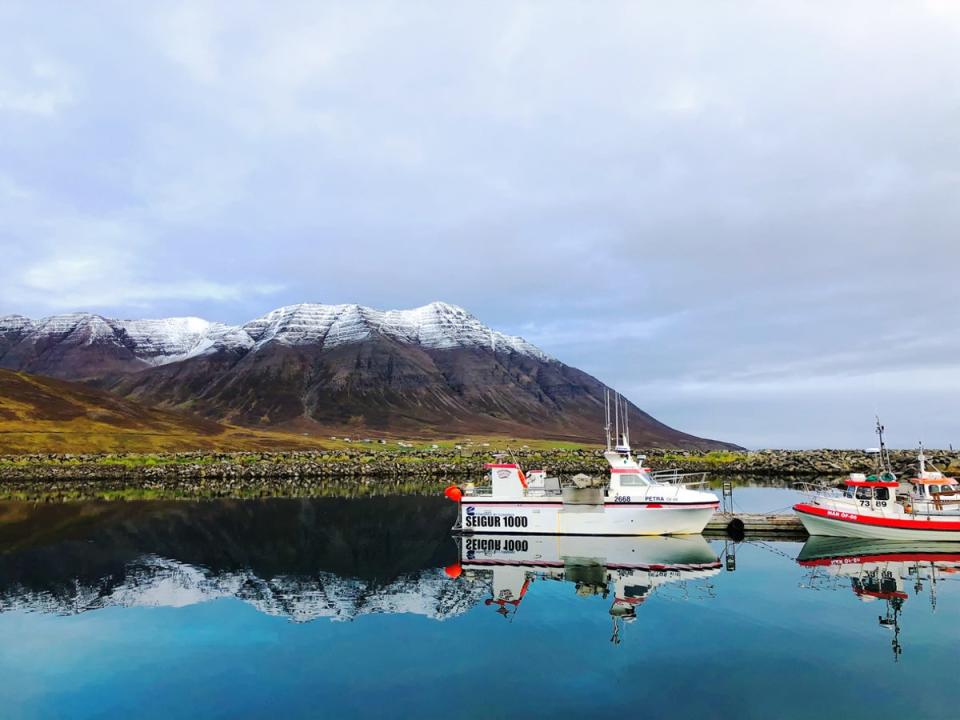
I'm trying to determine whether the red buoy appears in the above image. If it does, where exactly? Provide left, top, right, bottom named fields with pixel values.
left=444, top=563, right=463, bottom=579
left=443, top=485, right=463, bottom=502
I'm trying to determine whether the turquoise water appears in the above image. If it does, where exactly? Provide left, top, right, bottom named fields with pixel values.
left=1, top=495, right=959, bottom=719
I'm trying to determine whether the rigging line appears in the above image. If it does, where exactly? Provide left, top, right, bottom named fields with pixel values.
left=757, top=504, right=797, bottom=515
left=745, top=539, right=798, bottom=562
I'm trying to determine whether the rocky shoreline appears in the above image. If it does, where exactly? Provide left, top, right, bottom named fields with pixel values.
left=1, top=447, right=958, bottom=501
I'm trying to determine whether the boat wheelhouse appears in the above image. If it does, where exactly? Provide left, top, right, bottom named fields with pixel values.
left=903, top=445, right=960, bottom=515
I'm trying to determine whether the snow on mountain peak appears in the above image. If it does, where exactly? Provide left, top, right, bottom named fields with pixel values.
left=2, top=302, right=551, bottom=368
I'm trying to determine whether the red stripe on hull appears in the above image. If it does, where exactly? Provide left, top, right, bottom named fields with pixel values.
left=465, top=501, right=719, bottom=509
left=799, top=553, right=960, bottom=567
left=794, top=503, right=960, bottom=532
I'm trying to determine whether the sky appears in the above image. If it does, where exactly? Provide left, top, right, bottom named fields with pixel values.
left=1, top=1, right=958, bottom=449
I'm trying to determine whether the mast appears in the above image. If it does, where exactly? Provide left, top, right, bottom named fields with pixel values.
left=614, top=391, right=620, bottom=446
left=918, top=441, right=926, bottom=476
left=876, top=416, right=892, bottom=474
left=622, top=394, right=630, bottom=447
left=604, top=389, right=612, bottom=451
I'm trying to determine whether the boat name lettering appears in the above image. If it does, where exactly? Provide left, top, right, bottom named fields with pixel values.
left=826, top=510, right=858, bottom=520
left=464, top=514, right=529, bottom=528
left=465, top=538, right=528, bottom=553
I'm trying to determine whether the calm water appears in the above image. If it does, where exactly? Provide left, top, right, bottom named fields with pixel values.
left=1, top=493, right=959, bottom=719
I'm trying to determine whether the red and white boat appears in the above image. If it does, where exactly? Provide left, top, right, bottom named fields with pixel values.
left=444, top=392, right=719, bottom=536
left=794, top=422, right=960, bottom=541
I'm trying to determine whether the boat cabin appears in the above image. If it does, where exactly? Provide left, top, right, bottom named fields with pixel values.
left=604, top=449, right=654, bottom=494
left=484, top=463, right=560, bottom=497
left=908, top=474, right=960, bottom=510
left=842, top=475, right=898, bottom=511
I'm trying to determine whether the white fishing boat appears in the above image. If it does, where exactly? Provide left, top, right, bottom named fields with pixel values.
left=444, top=392, right=719, bottom=536
left=902, top=444, right=960, bottom=516
left=448, top=534, right=721, bottom=641
left=794, top=421, right=960, bottom=540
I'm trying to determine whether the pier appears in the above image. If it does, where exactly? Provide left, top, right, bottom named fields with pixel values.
left=704, top=512, right=807, bottom=538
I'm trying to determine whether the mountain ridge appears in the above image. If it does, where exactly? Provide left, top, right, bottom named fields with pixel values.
left=0, top=302, right=736, bottom=448
left=0, top=301, right=548, bottom=377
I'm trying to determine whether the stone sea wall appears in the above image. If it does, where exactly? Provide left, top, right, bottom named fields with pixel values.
left=1, top=448, right=958, bottom=502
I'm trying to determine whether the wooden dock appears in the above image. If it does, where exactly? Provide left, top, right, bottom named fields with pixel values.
left=704, top=512, right=807, bottom=538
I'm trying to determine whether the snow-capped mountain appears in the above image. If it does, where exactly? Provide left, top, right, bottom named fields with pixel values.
left=0, top=302, right=548, bottom=376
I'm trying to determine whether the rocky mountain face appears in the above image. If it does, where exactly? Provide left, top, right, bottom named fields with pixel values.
left=0, top=302, right=732, bottom=447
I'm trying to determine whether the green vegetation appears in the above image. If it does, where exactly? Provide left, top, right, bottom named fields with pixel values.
left=661, top=450, right=747, bottom=465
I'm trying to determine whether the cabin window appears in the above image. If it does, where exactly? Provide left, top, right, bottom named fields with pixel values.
left=855, top=487, right=873, bottom=500
left=930, top=485, right=941, bottom=495
left=844, top=486, right=857, bottom=498
left=619, top=473, right=648, bottom=487
left=874, top=487, right=890, bottom=501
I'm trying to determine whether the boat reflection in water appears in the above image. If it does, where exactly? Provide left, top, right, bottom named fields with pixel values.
left=797, top=537, right=960, bottom=661
left=450, top=535, right=721, bottom=643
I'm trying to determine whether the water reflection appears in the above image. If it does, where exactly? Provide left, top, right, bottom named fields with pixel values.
left=454, top=534, right=721, bottom=643
left=0, top=497, right=479, bottom=622
left=797, top=537, right=960, bottom=661
left=8, top=496, right=960, bottom=719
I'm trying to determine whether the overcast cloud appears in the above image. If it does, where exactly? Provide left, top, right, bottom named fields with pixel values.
left=1, top=1, right=958, bottom=448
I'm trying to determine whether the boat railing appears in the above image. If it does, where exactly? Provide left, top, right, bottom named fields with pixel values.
left=650, top=469, right=710, bottom=487
left=932, top=489, right=960, bottom=511
left=462, top=485, right=564, bottom=498
left=794, top=481, right=844, bottom=498
left=524, top=487, right=564, bottom=498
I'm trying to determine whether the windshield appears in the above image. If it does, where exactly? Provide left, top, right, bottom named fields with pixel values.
left=618, top=472, right=652, bottom=487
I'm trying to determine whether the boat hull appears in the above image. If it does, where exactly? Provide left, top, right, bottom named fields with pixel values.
left=458, top=500, right=717, bottom=536
left=795, top=503, right=960, bottom=541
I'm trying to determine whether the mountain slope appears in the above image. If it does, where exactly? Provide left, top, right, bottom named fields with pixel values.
left=0, top=302, right=736, bottom=448
left=0, top=369, right=337, bottom=454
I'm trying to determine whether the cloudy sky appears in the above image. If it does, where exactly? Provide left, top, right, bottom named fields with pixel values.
left=1, top=1, right=958, bottom=448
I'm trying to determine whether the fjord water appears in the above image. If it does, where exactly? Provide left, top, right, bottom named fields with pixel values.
left=1, top=496, right=958, bottom=719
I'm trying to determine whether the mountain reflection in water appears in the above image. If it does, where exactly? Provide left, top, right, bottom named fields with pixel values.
left=0, top=500, right=722, bottom=629
left=0, top=497, right=476, bottom=621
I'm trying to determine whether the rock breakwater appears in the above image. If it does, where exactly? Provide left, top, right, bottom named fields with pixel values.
left=2, top=448, right=958, bottom=502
